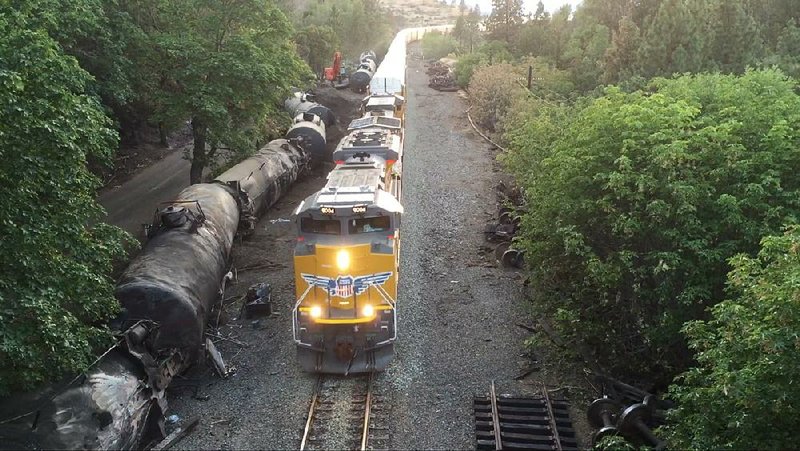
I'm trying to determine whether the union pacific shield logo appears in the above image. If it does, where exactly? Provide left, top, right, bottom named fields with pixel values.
left=335, top=276, right=354, bottom=297
left=301, top=272, right=392, bottom=298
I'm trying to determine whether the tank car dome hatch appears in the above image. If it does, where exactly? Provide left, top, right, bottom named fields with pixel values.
left=159, top=205, right=189, bottom=228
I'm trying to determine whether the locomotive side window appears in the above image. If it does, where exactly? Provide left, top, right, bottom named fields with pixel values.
left=301, top=217, right=341, bottom=235
left=349, top=216, right=391, bottom=234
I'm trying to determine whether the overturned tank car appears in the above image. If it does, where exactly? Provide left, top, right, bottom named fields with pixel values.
left=0, top=323, right=181, bottom=450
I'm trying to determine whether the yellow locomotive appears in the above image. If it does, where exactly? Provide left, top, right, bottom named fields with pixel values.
left=292, top=25, right=452, bottom=374
left=292, top=115, right=402, bottom=373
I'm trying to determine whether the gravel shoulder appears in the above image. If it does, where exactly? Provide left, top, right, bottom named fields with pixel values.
left=165, top=53, right=593, bottom=450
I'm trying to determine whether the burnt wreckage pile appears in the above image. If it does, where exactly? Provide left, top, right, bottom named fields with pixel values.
left=426, top=61, right=457, bottom=92
left=484, top=181, right=526, bottom=269
left=587, top=375, right=673, bottom=449
left=0, top=94, right=332, bottom=450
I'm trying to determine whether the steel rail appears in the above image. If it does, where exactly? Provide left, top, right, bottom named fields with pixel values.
left=541, top=383, right=563, bottom=451
left=300, top=375, right=323, bottom=451
left=490, top=380, right=503, bottom=450
left=360, top=372, right=374, bottom=451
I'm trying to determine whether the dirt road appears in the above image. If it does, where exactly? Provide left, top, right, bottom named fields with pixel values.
left=98, top=150, right=190, bottom=238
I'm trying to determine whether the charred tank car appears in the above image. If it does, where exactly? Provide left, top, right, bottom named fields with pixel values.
left=0, top=107, right=324, bottom=450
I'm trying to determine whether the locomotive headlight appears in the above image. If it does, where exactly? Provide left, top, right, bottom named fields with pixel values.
left=362, top=304, right=374, bottom=317
left=336, top=249, right=350, bottom=270
left=310, top=305, right=322, bottom=318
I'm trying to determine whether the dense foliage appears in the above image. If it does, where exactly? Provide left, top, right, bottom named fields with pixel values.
left=666, top=227, right=800, bottom=449
left=466, top=0, right=800, bottom=446
left=125, top=0, right=312, bottom=183
left=467, top=63, right=525, bottom=131
left=458, top=0, right=800, bottom=92
left=502, top=70, right=800, bottom=381
left=281, top=0, right=395, bottom=65
left=421, top=32, right=458, bottom=60
left=0, top=9, right=131, bottom=394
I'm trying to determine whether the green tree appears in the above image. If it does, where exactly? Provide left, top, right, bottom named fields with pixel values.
left=462, top=5, right=483, bottom=53
left=452, top=14, right=466, bottom=47
left=636, top=0, right=714, bottom=77
left=515, top=2, right=550, bottom=58
left=666, top=227, right=800, bottom=449
left=548, top=5, right=573, bottom=67
left=580, top=0, right=634, bottom=32
left=746, top=0, right=799, bottom=48
left=0, top=9, right=131, bottom=394
left=295, top=24, right=340, bottom=75
left=602, top=16, right=641, bottom=84
left=563, top=11, right=610, bottom=92
left=485, top=0, right=524, bottom=45
left=136, top=0, right=312, bottom=184
left=709, top=0, right=763, bottom=73
left=773, top=19, right=800, bottom=79
left=422, top=32, right=458, bottom=59
left=503, top=69, right=800, bottom=381
left=11, top=0, right=136, bottom=110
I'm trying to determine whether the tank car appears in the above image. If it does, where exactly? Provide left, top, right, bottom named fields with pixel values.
left=115, top=183, right=240, bottom=358
left=285, top=112, right=327, bottom=160
left=215, top=138, right=312, bottom=230
left=284, top=90, right=336, bottom=128
left=349, top=50, right=377, bottom=92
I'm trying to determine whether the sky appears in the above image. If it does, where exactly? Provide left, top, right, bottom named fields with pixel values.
left=466, top=0, right=583, bottom=14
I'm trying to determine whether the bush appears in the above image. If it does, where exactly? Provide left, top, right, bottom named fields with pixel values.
left=455, top=52, right=483, bottom=88
left=421, top=31, right=458, bottom=60
left=665, top=227, right=800, bottom=449
left=503, top=69, right=800, bottom=381
left=468, top=63, right=526, bottom=132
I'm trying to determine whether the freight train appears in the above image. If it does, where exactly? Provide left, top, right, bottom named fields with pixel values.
left=292, top=25, right=453, bottom=374
left=0, top=106, right=329, bottom=449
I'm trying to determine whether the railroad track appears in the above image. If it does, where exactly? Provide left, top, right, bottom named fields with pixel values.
left=474, top=381, right=578, bottom=450
left=300, top=372, right=388, bottom=450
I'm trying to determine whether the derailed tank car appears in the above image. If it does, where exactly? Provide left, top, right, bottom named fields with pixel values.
left=349, top=50, right=377, bottom=93
left=0, top=113, right=323, bottom=450
left=285, top=113, right=327, bottom=160
left=0, top=323, right=181, bottom=450
left=216, top=138, right=313, bottom=229
left=115, top=183, right=240, bottom=358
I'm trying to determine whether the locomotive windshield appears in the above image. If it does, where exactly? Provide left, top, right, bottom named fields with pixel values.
left=300, top=217, right=341, bottom=235
left=348, top=216, right=391, bottom=234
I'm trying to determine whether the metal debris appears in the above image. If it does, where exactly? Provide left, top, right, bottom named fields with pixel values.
left=205, top=338, right=228, bottom=378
